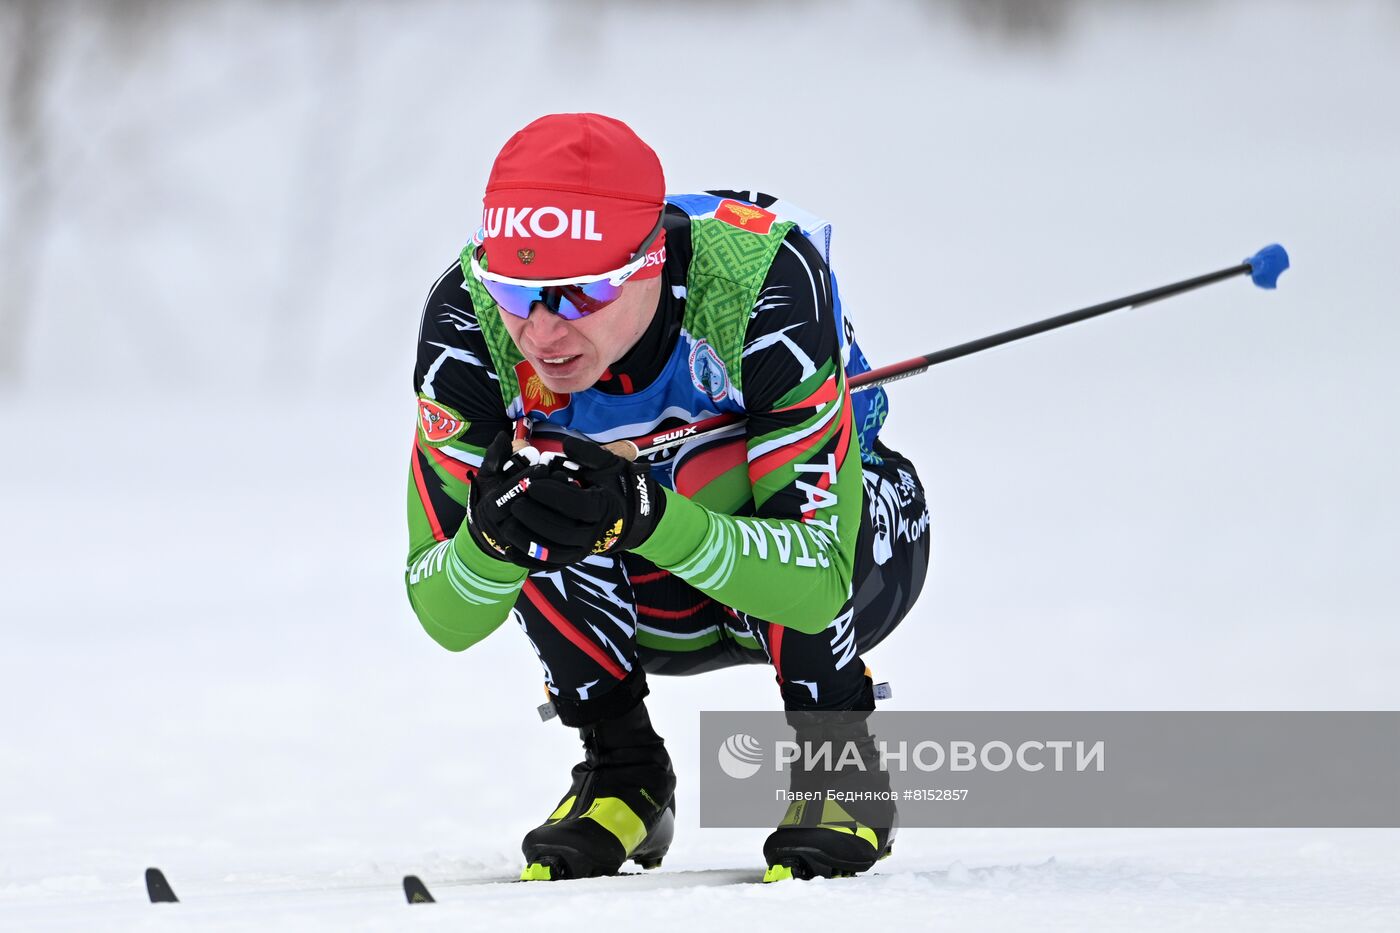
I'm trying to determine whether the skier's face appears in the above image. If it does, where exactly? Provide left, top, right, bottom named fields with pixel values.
left=499, top=275, right=663, bottom=394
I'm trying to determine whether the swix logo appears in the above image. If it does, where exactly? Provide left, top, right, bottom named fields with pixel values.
left=653, top=425, right=698, bottom=445
left=635, top=474, right=651, bottom=517
left=418, top=397, right=468, bottom=446
left=483, top=207, right=604, bottom=241
left=715, top=199, right=776, bottom=235
left=514, top=360, right=571, bottom=416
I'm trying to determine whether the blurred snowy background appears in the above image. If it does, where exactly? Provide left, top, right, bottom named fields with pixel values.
left=2, top=0, right=1398, bottom=929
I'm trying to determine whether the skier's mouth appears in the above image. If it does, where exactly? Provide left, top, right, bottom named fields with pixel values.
left=535, top=354, right=582, bottom=374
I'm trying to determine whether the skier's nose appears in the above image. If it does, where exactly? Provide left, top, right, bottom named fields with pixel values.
left=525, top=303, right=572, bottom=343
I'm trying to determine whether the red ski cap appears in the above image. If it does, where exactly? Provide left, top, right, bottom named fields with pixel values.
left=481, top=113, right=666, bottom=281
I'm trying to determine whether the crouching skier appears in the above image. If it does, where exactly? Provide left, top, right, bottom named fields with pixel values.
left=404, top=113, right=931, bottom=881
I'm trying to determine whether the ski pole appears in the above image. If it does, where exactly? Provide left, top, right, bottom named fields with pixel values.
left=606, top=244, right=1290, bottom=459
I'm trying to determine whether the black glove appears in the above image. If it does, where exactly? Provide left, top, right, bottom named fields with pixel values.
left=464, top=432, right=562, bottom=571
left=506, top=435, right=667, bottom=566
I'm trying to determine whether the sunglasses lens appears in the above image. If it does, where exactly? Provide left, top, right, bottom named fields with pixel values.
left=481, top=278, right=626, bottom=321
left=556, top=282, right=625, bottom=317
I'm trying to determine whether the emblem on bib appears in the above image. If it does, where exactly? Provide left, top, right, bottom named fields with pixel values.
left=515, top=360, right=572, bottom=416
left=418, top=396, right=469, bottom=446
left=715, top=198, right=776, bottom=235
left=689, top=339, right=730, bottom=402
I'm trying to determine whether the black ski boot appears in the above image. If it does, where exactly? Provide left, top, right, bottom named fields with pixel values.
left=762, top=689, right=897, bottom=881
left=520, top=696, right=677, bottom=881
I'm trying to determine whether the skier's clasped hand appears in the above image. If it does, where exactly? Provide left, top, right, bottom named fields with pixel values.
left=542, top=436, right=667, bottom=559
left=464, top=432, right=569, bottom=571
left=469, top=434, right=667, bottom=570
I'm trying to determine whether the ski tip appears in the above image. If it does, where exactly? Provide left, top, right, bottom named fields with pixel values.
left=403, top=874, right=436, bottom=904
left=1245, top=243, right=1290, bottom=289
left=145, top=866, right=179, bottom=903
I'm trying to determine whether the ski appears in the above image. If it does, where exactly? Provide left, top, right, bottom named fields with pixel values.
left=145, top=863, right=858, bottom=906
left=401, top=867, right=778, bottom=902
left=142, top=866, right=521, bottom=906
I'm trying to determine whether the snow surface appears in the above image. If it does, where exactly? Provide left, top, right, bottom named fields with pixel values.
left=3, top=1, right=1399, bottom=930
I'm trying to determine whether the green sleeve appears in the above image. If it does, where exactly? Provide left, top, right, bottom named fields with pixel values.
left=404, top=440, right=527, bottom=651
left=632, top=369, right=863, bottom=634
left=404, top=260, right=528, bottom=651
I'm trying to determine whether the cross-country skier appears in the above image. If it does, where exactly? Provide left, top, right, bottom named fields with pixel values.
left=405, top=113, right=931, bottom=882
